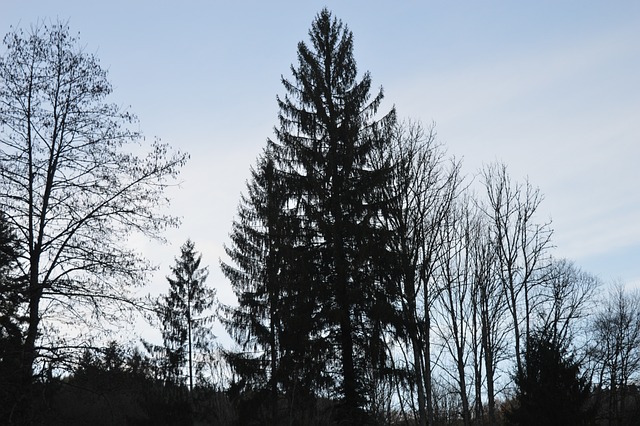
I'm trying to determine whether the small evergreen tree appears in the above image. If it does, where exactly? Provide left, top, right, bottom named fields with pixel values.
left=158, top=239, right=215, bottom=392
left=505, top=328, right=594, bottom=426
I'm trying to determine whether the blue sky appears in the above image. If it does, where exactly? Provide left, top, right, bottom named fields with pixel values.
left=3, top=1, right=639, bottom=319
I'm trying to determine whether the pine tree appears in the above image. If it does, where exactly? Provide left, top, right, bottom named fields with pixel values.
left=158, top=239, right=215, bottom=392
left=269, top=8, right=397, bottom=421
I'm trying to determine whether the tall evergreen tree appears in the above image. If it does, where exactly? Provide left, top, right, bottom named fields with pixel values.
left=221, top=151, right=288, bottom=421
left=269, top=8, right=397, bottom=421
left=223, top=8, right=397, bottom=423
left=158, top=239, right=214, bottom=392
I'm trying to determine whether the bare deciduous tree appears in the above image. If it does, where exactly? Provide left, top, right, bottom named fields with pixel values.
left=0, top=23, right=187, bottom=388
left=590, top=283, right=640, bottom=424
left=433, top=197, right=474, bottom=426
left=379, top=120, right=461, bottom=426
left=538, top=258, right=600, bottom=348
left=468, top=203, right=510, bottom=426
left=481, top=163, right=552, bottom=377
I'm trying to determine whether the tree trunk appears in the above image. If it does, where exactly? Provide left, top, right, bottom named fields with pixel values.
left=409, top=300, right=427, bottom=426
left=472, top=301, right=484, bottom=425
left=187, top=293, right=193, bottom=393
left=424, top=308, right=435, bottom=426
left=23, top=267, right=40, bottom=378
left=336, top=253, right=359, bottom=419
left=483, top=319, right=497, bottom=426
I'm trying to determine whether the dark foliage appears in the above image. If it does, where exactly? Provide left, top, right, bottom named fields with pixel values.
left=158, top=239, right=215, bottom=391
left=0, top=213, right=26, bottom=424
left=17, top=342, right=233, bottom=426
left=505, top=329, right=595, bottom=426
left=222, top=8, right=397, bottom=424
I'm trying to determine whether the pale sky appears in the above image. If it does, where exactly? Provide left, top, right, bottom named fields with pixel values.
left=3, top=1, right=639, bottom=343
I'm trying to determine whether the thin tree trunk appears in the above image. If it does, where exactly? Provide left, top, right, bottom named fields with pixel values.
left=22, top=74, right=39, bottom=387
left=187, top=289, right=193, bottom=393
left=472, top=300, right=484, bottom=425
left=408, top=307, right=427, bottom=426
left=451, top=295, right=471, bottom=426
left=424, top=309, right=435, bottom=426
left=482, top=311, right=497, bottom=426
left=404, top=261, right=427, bottom=426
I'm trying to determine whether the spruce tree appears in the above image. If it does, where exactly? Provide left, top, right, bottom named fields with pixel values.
left=158, top=239, right=214, bottom=392
left=221, top=151, right=286, bottom=421
left=221, top=150, right=330, bottom=423
left=505, top=329, right=594, bottom=426
left=223, top=9, right=397, bottom=422
left=269, top=8, right=397, bottom=421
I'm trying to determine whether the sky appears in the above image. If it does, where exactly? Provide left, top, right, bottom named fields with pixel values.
left=2, top=1, right=639, bottom=343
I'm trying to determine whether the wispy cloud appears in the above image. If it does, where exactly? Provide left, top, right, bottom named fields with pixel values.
left=388, top=23, right=640, bottom=266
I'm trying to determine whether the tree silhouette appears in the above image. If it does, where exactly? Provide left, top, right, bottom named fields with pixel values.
left=270, top=8, right=396, bottom=422
left=505, top=328, right=594, bottom=426
left=221, top=150, right=327, bottom=423
left=0, top=213, right=24, bottom=423
left=481, top=163, right=552, bottom=379
left=159, top=239, right=214, bottom=392
left=377, top=122, right=462, bottom=426
left=0, top=22, right=188, bottom=388
left=223, top=8, right=397, bottom=423
left=590, top=284, right=640, bottom=425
